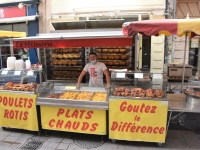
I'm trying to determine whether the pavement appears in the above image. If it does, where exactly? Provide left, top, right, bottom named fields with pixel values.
left=0, top=112, right=200, bottom=150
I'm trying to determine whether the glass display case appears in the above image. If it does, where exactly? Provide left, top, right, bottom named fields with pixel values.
left=37, top=82, right=109, bottom=110
left=0, top=69, right=42, bottom=93
left=110, top=70, right=167, bottom=100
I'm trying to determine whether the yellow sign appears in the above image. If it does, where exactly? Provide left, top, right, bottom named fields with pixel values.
left=191, top=38, right=199, bottom=48
left=0, top=92, right=38, bottom=131
left=109, top=99, right=168, bottom=143
left=40, top=106, right=106, bottom=135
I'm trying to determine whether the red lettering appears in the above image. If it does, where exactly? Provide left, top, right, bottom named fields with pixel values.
left=64, top=121, right=71, bottom=129
left=72, top=121, right=80, bottom=130
left=153, top=127, right=159, bottom=134
left=8, top=97, right=14, bottom=106
left=126, top=123, right=132, bottom=132
left=159, top=127, right=165, bottom=134
left=3, top=97, right=8, bottom=106
left=120, top=101, right=127, bottom=112
left=81, top=122, right=89, bottom=131
left=49, top=119, right=55, bottom=127
left=19, top=98, right=23, bottom=108
left=140, top=103, right=145, bottom=113
left=57, top=108, right=64, bottom=117
left=85, top=111, right=93, bottom=119
left=127, top=105, right=132, bottom=112
left=23, top=111, right=28, bottom=120
left=9, top=110, right=14, bottom=119
left=111, top=122, right=118, bottom=131
left=4, top=109, right=9, bottom=118
left=14, top=98, right=19, bottom=107
left=130, top=124, right=136, bottom=132
left=24, top=98, right=28, bottom=107
left=15, top=110, right=19, bottom=119
left=136, top=126, right=141, bottom=132
left=28, top=99, right=33, bottom=108
left=71, top=110, right=78, bottom=118
left=151, top=106, right=157, bottom=113
left=19, top=111, right=23, bottom=120
left=65, top=109, right=70, bottom=118
left=90, top=123, right=98, bottom=132
left=145, top=106, right=150, bottom=113
left=56, top=120, right=64, bottom=128
left=79, top=110, right=86, bottom=119
left=0, top=96, right=2, bottom=103
left=141, top=126, right=146, bottom=133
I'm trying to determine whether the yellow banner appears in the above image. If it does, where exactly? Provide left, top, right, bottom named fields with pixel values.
left=109, top=99, right=168, bottom=143
left=0, top=92, right=38, bottom=131
left=41, top=106, right=106, bottom=135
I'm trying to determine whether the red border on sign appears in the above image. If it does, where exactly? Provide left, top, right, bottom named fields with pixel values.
left=14, top=38, right=132, bottom=48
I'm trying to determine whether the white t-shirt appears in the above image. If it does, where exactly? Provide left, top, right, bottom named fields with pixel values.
left=83, top=62, right=107, bottom=87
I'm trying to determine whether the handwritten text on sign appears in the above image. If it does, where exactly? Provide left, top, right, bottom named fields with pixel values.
left=0, top=92, right=38, bottom=131
left=40, top=106, right=106, bottom=135
left=109, top=99, right=168, bottom=142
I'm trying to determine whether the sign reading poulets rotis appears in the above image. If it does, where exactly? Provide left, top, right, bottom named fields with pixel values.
left=40, top=106, right=106, bottom=135
left=109, top=99, right=168, bottom=143
left=0, top=92, right=38, bottom=131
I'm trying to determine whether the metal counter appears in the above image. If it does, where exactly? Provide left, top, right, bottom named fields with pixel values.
left=36, top=82, right=109, bottom=110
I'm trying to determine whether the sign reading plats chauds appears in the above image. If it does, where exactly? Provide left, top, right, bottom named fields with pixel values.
left=41, top=106, right=106, bottom=135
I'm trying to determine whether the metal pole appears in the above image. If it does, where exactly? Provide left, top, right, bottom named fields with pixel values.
left=181, top=32, right=188, bottom=93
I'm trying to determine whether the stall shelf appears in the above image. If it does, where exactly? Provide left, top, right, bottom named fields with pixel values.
left=37, top=82, right=108, bottom=136
left=0, top=69, right=42, bottom=132
left=109, top=71, right=168, bottom=146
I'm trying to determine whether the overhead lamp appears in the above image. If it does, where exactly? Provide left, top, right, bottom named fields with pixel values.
left=18, top=3, right=32, bottom=9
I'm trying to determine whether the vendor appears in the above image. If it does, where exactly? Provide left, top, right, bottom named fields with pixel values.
left=76, top=52, right=110, bottom=89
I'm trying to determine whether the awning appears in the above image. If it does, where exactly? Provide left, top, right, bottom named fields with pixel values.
left=10, top=29, right=132, bottom=48
left=0, top=30, right=26, bottom=38
left=0, top=15, right=39, bottom=24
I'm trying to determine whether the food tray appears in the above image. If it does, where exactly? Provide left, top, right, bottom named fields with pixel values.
left=59, top=91, right=79, bottom=100
left=91, top=92, right=107, bottom=102
left=75, top=91, right=94, bottom=101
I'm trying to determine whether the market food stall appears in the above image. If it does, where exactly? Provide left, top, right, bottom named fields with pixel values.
left=121, top=18, right=200, bottom=145
left=10, top=29, right=133, bottom=137
left=0, top=30, right=41, bottom=132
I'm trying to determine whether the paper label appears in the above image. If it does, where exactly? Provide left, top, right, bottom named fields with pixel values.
left=153, top=74, right=163, bottom=79
left=135, top=73, right=143, bottom=78
left=1, top=70, right=8, bottom=75
left=27, top=71, right=34, bottom=76
left=14, top=71, right=21, bottom=75
left=116, top=73, right=126, bottom=78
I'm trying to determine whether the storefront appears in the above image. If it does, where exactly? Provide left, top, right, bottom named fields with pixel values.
left=0, top=0, right=39, bottom=70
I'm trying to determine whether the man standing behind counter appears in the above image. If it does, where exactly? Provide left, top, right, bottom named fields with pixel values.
left=76, top=52, right=110, bottom=89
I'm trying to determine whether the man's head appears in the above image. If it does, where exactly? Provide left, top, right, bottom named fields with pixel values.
left=89, top=52, right=97, bottom=61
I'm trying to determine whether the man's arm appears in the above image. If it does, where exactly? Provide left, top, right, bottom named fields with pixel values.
left=103, top=69, right=110, bottom=88
left=77, top=70, right=87, bottom=86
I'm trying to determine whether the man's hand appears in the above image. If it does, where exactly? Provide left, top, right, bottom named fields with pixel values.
left=76, top=83, right=80, bottom=90
left=105, top=84, right=110, bottom=89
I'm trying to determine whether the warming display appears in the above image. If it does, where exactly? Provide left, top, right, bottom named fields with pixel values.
left=51, top=48, right=82, bottom=80
left=95, top=47, right=130, bottom=69
left=0, top=82, right=38, bottom=92
left=46, top=91, right=107, bottom=102
left=112, top=87, right=164, bottom=98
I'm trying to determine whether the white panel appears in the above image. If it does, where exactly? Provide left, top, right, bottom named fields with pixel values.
left=150, top=35, right=164, bottom=73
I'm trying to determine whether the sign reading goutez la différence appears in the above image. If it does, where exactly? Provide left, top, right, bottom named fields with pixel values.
left=109, top=99, right=168, bottom=143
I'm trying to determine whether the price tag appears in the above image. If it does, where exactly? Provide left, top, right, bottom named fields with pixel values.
left=153, top=74, right=163, bottom=79
left=135, top=73, right=143, bottom=78
left=27, top=71, right=34, bottom=76
left=1, top=70, right=8, bottom=75
left=116, top=73, right=125, bottom=78
left=14, top=71, right=21, bottom=75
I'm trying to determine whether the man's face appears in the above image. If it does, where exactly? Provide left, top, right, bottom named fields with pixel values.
left=89, top=54, right=97, bottom=61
